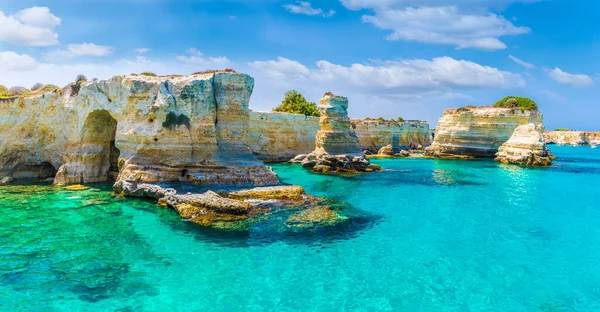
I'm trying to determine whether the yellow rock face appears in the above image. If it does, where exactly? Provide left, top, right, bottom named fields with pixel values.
left=425, top=107, right=544, bottom=158
left=248, top=111, right=320, bottom=162
left=351, top=120, right=432, bottom=153
left=0, top=71, right=279, bottom=186
left=543, top=131, right=600, bottom=146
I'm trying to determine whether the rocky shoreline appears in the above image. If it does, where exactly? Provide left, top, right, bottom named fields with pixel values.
left=0, top=71, right=561, bottom=230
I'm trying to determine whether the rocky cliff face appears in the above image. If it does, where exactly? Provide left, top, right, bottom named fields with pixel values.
left=495, top=123, right=554, bottom=166
left=292, top=93, right=380, bottom=173
left=314, top=93, right=362, bottom=156
left=351, top=119, right=432, bottom=153
left=248, top=111, right=319, bottom=162
left=425, top=107, right=544, bottom=158
left=543, top=131, right=600, bottom=145
left=0, top=71, right=278, bottom=186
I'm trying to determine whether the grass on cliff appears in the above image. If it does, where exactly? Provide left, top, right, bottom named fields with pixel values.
left=493, top=96, right=538, bottom=110
left=272, top=90, right=320, bottom=117
left=0, top=84, right=59, bottom=99
left=554, top=128, right=570, bottom=131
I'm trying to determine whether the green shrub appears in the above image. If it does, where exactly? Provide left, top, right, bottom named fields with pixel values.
left=554, top=128, right=569, bottom=131
left=493, top=96, right=538, bottom=110
left=377, top=117, right=386, bottom=121
left=0, top=85, right=8, bottom=97
left=140, top=72, right=157, bottom=76
left=272, top=90, right=320, bottom=117
left=397, top=117, right=404, bottom=122
left=162, top=112, right=191, bottom=130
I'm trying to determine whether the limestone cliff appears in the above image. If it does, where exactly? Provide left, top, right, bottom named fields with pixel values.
left=248, top=111, right=319, bottom=162
left=0, top=71, right=278, bottom=186
left=292, top=93, right=380, bottom=173
left=425, top=107, right=544, bottom=158
left=351, top=119, right=432, bottom=153
left=543, top=131, right=600, bottom=146
left=495, top=123, right=554, bottom=166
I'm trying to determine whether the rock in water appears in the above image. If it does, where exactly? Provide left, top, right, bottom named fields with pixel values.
left=294, top=93, right=380, bottom=174
left=425, top=106, right=545, bottom=158
left=0, top=71, right=278, bottom=187
left=378, top=144, right=394, bottom=156
left=495, top=123, right=554, bottom=166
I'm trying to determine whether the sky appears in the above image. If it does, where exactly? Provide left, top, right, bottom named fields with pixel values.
left=0, top=0, right=598, bottom=130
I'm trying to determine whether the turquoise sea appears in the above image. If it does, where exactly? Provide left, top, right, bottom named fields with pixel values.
left=1, top=146, right=600, bottom=311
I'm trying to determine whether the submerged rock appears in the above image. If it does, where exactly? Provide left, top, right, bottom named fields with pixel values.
left=226, top=185, right=305, bottom=201
left=495, top=123, right=554, bottom=166
left=64, top=184, right=90, bottom=191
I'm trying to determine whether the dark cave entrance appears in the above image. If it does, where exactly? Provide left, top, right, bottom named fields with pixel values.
left=82, top=110, right=120, bottom=181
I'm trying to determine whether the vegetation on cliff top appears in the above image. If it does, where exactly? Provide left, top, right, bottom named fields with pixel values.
left=493, top=96, right=538, bottom=110
left=0, top=84, right=60, bottom=99
left=273, top=90, right=320, bottom=117
left=554, top=128, right=570, bottom=131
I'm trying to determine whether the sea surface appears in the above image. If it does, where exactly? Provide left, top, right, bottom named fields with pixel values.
left=1, top=146, right=600, bottom=311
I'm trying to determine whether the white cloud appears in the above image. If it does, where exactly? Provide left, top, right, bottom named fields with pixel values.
left=0, top=51, right=38, bottom=71
left=250, top=56, right=525, bottom=90
left=247, top=56, right=524, bottom=123
left=45, top=43, right=114, bottom=60
left=509, top=54, right=535, bottom=69
left=67, top=43, right=114, bottom=56
left=545, top=67, right=593, bottom=87
left=341, top=0, right=541, bottom=10
left=283, top=1, right=336, bottom=17
left=0, top=6, right=61, bottom=46
left=361, top=5, right=529, bottom=50
left=249, top=57, right=310, bottom=81
left=176, top=48, right=231, bottom=66
left=135, top=48, right=150, bottom=54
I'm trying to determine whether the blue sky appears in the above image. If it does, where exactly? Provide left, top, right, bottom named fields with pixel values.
left=0, top=0, right=598, bottom=130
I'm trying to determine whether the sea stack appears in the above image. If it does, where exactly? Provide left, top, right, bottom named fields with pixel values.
left=495, top=123, right=555, bottom=166
left=291, top=93, right=381, bottom=173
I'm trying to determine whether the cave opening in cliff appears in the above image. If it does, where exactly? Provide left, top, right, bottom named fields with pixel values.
left=82, top=110, right=120, bottom=181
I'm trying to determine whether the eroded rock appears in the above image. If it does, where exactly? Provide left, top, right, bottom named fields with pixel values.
left=295, top=93, right=380, bottom=174
left=495, top=123, right=554, bottom=166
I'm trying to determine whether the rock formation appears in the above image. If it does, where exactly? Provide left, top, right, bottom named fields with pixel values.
left=247, top=113, right=432, bottom=162
left=351, top=119, right=432, bottom=154
left=426, top=106, right=544, bottom=158
left=248, top=111, right=319, bottom=162
left=0, top=71, right=278, bottom=186
left=291, top=93, right=380, bottom=173
left=543, top=131, right=600, bottom=146
left=495, top=123, right=554, bottom=166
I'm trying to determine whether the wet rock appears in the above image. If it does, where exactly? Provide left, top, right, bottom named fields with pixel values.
left=378, top=144, right=394, bottom=156
left=394, top=150, right=410, bottom=157
left=0, top=176, right=14, bottom=184
left=226, top=185, right=305, bottom=201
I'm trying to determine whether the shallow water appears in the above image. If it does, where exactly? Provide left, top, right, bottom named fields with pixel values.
left=1, top=146, right=600, bottom=311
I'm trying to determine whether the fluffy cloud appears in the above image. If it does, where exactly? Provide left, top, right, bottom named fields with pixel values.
left=135, top=48, right=150, bottom=54
left=0, top=6, right=60, bottom=46
left=250, top=56, right=525, bottom=90
left=283, top=1, right=336, bottom=17
left=362, top=6, right=529, bottom=50
left=176, top=48, right=231, bottom=66
left=247, top=56, right=525, bottom=123
left=45, top=43, right=115, bottom=60
left=341, top=1, right=531, bottom=50
left=508, top=54, right=535, bottom=69
left=0, top=51, right=38, bottom=71
left=545, top=67, right=593, bottom=87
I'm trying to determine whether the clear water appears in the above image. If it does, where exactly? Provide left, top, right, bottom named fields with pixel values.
left=1, top=146, right=600, bottom=311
